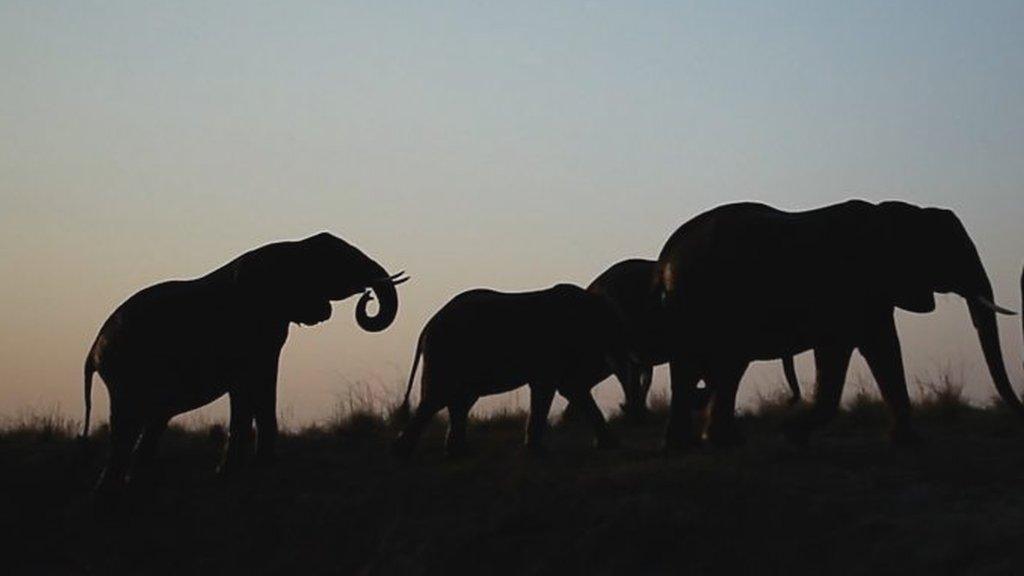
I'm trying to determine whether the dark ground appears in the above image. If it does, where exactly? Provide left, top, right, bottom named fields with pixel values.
left=3, top=390, right=1024, bottom=576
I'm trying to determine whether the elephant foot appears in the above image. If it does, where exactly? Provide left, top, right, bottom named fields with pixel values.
left=706, top=423, right=746, bottom=448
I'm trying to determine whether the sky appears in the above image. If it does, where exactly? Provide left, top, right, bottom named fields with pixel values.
left=2, top=1, right=1022, bottom=425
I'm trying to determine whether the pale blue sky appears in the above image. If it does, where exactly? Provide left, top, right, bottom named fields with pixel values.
left=2, top=1, right=1022, bottom=423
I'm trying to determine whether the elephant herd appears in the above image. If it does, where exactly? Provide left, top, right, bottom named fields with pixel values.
left=83, top=200, right=1023, bottom=495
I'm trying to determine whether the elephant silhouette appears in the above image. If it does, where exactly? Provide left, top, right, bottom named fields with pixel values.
left=655, top=200, right=1020, bottom=449
left=83, top=232, right=406, bottom=495
left=393, top=284, right=637, bottom=457
left=587, top=258, right=802, bottom=423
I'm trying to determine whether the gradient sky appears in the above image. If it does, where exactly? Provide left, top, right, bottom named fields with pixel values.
left=2, top=1, right=1022, bottom=425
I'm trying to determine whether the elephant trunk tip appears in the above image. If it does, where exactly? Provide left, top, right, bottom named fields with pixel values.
left=969, top=297, right=1024, bottom=420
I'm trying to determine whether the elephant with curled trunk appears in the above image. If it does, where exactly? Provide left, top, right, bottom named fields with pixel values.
left=83, top=232, right=406, bottom=494
left=587, top=258, right=803, bottom=422
left=393, top=283, right=637, bottom=458
left=656, top=200, right=1021, bottom=449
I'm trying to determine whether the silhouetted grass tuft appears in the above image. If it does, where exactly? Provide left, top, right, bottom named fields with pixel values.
left=0, top=406, right=77, bottom=442
left=471, top=407, right=528, bottom=432
left=841, top=384, right=888, bottom=429
left=749, top=385, right=801, bottom=422
left=915, top=372, right=970, bottom=422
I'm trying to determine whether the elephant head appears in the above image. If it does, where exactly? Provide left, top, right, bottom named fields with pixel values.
left=235, top=232, right=407, bottom=332
left=588, top=258, right=669, bottom=421
left=879, top=202, right=1022, bottom=415
left=583, top=291, right=647, bottom=421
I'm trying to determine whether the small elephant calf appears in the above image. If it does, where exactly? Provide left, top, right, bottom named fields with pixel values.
left=393, top=284, right=637, bottom=457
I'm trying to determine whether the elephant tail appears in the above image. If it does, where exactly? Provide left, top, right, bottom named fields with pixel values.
left=392, top=333, right=423, bottom=424
left=80, top=354, right=95, bottom=442
left=782, top=355, right=801, bottom=405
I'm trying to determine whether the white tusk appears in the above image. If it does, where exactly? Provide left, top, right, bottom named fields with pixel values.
left=976, top=295, right=1018, bottom=316
left=375, top=270, right=409, bottom=285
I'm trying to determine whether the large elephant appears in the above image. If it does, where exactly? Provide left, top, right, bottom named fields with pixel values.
left=83, top=232, right=406, bottom=493
left=392, top=284, right=637, bottom=458
left=656, top=200, right=1020, bottom=448
left=587, top=258, right=803, bottom=421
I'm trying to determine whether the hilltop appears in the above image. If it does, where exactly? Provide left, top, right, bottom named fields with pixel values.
left=2, top=387, right=1023, bottom=575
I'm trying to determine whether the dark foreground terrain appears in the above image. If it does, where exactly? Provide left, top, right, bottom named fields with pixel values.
left=3, top=389, right=1024, bottom=575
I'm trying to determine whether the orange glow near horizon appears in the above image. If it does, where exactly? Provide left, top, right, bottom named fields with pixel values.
left=2, top=2, right=1022, bottom=425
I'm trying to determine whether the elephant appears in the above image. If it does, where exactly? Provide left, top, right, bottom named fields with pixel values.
left=586, top=258, right=803, bottom=422
left=82, top=232, right=407, bottom=494
left=392, top=283, right=637, bottom=458
left=655, top=200, right=1021, bottom=449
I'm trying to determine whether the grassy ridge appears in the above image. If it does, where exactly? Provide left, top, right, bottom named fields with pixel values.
left=2, top=385, right=1024, bottom=575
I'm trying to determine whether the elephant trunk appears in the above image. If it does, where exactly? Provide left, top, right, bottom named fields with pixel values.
left=967, top=282, right=1024, bottom=418
left=356, top=277, right=399, bottom=333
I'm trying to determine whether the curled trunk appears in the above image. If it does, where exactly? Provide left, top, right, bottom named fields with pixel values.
left=356, top=278, right=399, bottom=332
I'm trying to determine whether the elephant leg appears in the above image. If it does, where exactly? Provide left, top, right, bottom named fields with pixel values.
left=445, top=396, right=475, bottom=458
left=639, top=365, right=654, bottom=407
left=782, top=355, right=802, bottom=405
left=784, top=345, right=853, bottom=445
left=562, top=388, right=616, bottom=449
left=559, top=401, right=580, bottom=423
left=393, top=400, right=442, bottom=460
left=252, top=354, right=282, bottom=466
left=133, top=416, right=170, bottom=470
left=525, top=383, right=556, bottom=452
left=219, top=389, right=255, bottom=475
left=620, top=363, right=653, bottom=424
left=95, top=404, right=143, bottom=497
left=859, top=316, right=919, bottom=444
left=664, top=359, right=702, bottom=450
left=704, top=360, right=750, bottom=448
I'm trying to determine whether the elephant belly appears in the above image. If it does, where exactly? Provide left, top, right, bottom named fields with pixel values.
left=99, top=353, right=234, bottom=418
left=422, top=311, right=603, bottom=401
left=471, top=377, right=529, bottom=397
left=161, top=379, right=230, bottom=416
left=717, top=306, right=861, bottom=361
left=424, top=348, right=561, bottom=401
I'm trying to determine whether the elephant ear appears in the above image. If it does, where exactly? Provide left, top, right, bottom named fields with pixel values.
left=876, top=202, right=937, bottom=313
left=894, top=281, right=937, bottom=314
left=232, top=241, right=332, bottom=324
